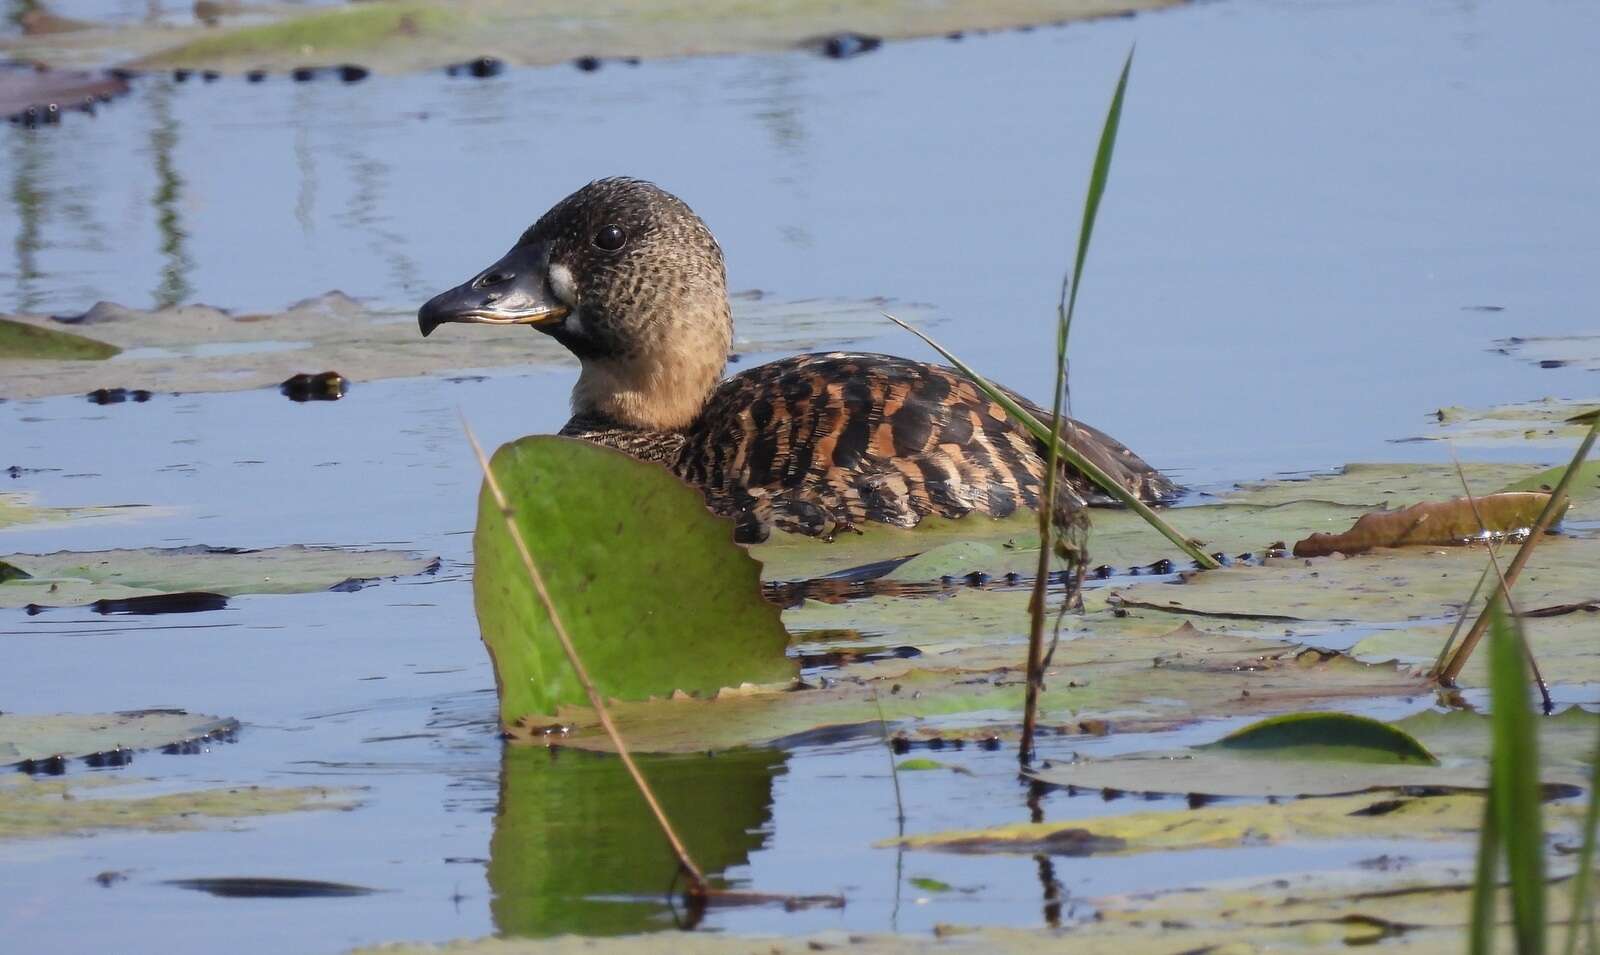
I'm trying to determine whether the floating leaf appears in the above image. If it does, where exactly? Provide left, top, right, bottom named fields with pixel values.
left=1292, top=492, right=1553, bottom=557
left=1026, top=711, right=1600, bottom=800
left=0, top=292, right=933, bottom=400
left=1501, top=459, right=1600, bottom=522
left=0, top=544, right=437, bottom=609
left=517, top=622, right=1426, bottom=754
left=0, top=710, right=238, bottom=767
left=1199, top=712, right=1437, bottom=764
left=888, top=791, right=1590, bottom=858
left=1414, top=399, right=1596, bottom=447
left=10, top=0, right=1163, bottom=74
left=0, top=773, right=356, bottom=841
left=476, top=436, right=794, bottom=723
left=0, top=316, right=120, bottom=360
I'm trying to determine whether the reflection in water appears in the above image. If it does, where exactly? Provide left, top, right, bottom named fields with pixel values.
left=489, top=746, right=786, bottom=938
left=1027, top=780, right=1066, bottom=927
left=147, top=79, right=193, bottom=306
left=7, top=125, right=43, bottom=311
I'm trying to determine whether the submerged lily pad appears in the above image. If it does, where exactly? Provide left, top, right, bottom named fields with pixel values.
left=0, top=292, right=934, bottom=400
left=475, top=437, right=794, bottom=723
left=0, top=544, right=436, bottom=609
left=0, top=709, right=237, bottom=767
left=0, top=773, right=356, bottom=841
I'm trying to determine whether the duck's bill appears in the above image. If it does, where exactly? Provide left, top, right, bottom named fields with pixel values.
left=416, top=248, right=570, bottom=337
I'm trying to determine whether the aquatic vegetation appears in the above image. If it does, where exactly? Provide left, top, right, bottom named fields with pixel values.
left=0, top=773, right=356, bottom=841
left=1, top=709, right=237, bottom=770
left=4, top=0, right=1180, bottom=74
left=0, top=544, right=438, bottom=609
left=0, top=315, right=119, bottom=359
left=0, top=292, right=932, bottom=400
left=473, top=436, right=793, bottom=723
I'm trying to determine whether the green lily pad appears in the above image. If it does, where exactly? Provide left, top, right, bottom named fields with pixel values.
left=1199, top=712, right=1437, bottom=764
left=0, top=316, right=119, bottom=360
left=1223, top=461, right=1553, bottom=508
left=516, top=622, right=1426, bottom=754
left=1501, top=458, right=1600, bottom=522
left=0, top=709, right=237, bottom=767
left=8, top=0, right=1177, bottom=74
left=0, top=491, right=157, bottom=532
left=0, top=773, right=357, bottom=841
left=1026, top=708, right=1599, bottom=799
left=476, top=436, right=794, bottom=723
left=0, top=544, right=437, bottom=609
left=0, top=292, right=936, bottom=400
left=1410, top=398, right=1597, bottom=447
left=887, top=790, right=1590, bottom=857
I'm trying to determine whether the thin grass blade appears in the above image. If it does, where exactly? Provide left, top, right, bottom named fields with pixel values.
left=1564, top=721, right=1600, bottom=955
left=1470, top=794, right=1501, bottom=955
left=1488, top=602, right=1546, bottom=954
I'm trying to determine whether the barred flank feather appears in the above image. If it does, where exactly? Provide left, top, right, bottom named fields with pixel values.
left=565, top=352, right=1178, bottom=542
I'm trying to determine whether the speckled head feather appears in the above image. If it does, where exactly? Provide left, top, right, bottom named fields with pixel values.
left=526, top=178, right=733, bottom=431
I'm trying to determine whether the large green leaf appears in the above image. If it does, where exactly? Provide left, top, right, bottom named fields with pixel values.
left=475, top=437, right=794, bottom=723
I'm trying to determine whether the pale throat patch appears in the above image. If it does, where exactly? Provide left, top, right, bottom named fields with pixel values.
left=547, top=261, right=583, bottom=335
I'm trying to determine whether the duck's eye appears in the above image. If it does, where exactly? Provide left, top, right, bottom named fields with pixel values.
left=593, top=225, right=626, bottom=252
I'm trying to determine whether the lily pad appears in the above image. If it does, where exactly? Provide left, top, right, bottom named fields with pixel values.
left=475, top=437, right=794, bottom=723
left=0, top=773, right=357, bottom=841
left=1492, top=334, right=1600, bottom=371
left=1199, top=712, right=1437, bottom=763
left=0, top=292, right=934, bottom=400
left=5, top=0, right=1179, bottom=74
left=887, top=790, right=1590, bottom=857
left=0, top=709, right=237, bottom=767
left=1026, top=708, right=1599, bottom=799
left=1223, top=461, right=1555, bottom=508
left=0, top=61, right=128, bottom=120
left=0, top=492, right=155, bottom=532
left=0, top=316, right=119, bottom=360
left=0, top=544, right=437, bottom=609
left=514, top=622, right=1427, bottom=754
left=1502, top=458, right=1600, bottom=522
left=1408, top=398, right=1597, bottom=447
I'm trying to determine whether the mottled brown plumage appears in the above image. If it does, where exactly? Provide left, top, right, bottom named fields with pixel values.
left=419, top=178, right=1180, bottom=542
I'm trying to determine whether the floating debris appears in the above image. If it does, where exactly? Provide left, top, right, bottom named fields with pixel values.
left=1, top=62, right=130, bottom=126
left=280, top=371, right=347, bottom=402
left=445, top=56, right=504, bottom=78
left=86, top=388, right=153, bottom=404
left=811, top=32, right=883, bottom=59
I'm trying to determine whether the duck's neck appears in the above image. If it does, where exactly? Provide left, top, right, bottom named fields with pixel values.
left=569, top=299, right=732, bottom=432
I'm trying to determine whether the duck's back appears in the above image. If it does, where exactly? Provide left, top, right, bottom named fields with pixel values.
left=671, top=352, right=1177, bottom=539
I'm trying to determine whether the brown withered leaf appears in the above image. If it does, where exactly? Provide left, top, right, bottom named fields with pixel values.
left=1292, top=491, right=1553, bottom=557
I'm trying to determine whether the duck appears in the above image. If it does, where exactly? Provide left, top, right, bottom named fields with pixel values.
left=418, top=178, right=1179, bottom=543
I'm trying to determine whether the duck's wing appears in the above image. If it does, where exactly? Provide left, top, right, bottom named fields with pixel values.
left=675, top=352, right=1178, bottom=539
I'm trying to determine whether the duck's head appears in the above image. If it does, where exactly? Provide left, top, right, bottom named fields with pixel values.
left=418, top=177, right=732, bottom=431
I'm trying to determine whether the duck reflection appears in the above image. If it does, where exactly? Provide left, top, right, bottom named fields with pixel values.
left=489, top=745, right=786, bottom=937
